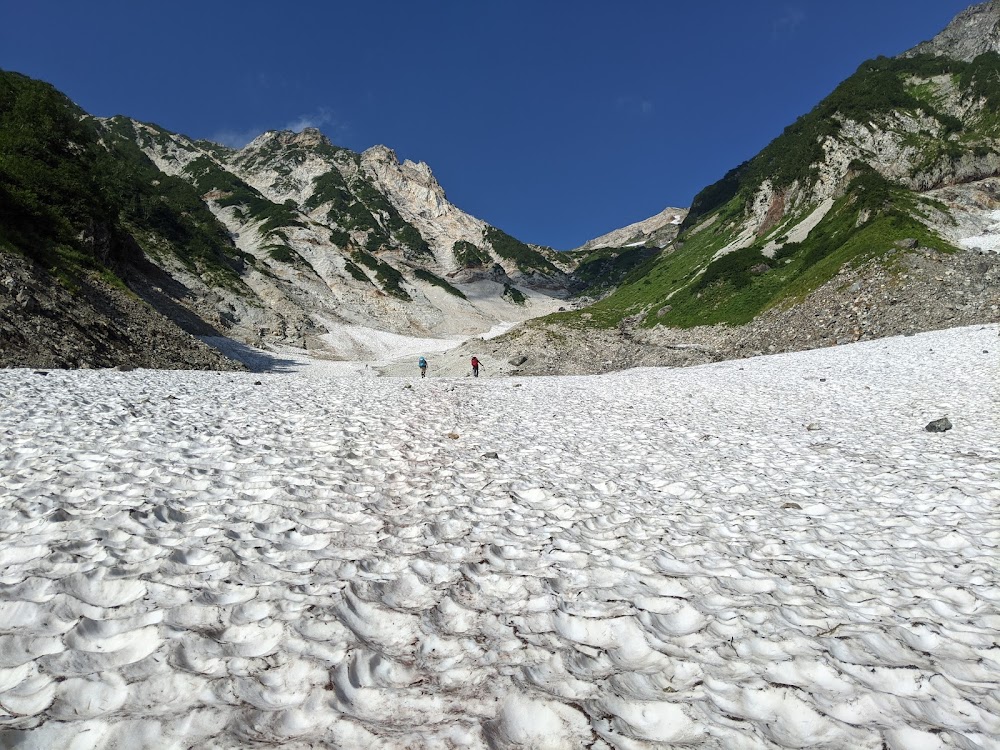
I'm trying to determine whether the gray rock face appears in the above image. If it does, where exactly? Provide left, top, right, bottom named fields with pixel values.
left=904, top=1, right=1000, bottom=61
left=358, top=145, right=488, bottom=267
left=573, top=207, right=687, bottom=253
left=925, top=417, right=954, bottom=433
left=0, top=254, right=243, bottom=371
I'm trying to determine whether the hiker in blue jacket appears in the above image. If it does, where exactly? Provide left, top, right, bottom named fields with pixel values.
left=418, top=356, right=427, bottom=378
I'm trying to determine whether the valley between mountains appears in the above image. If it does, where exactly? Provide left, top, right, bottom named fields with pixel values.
left=4, top=2, right=1000, bottom=371
left=1, top=5, right=999, bottom=749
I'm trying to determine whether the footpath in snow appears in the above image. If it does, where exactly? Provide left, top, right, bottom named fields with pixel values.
left=0, top=325, right=997, bottom=749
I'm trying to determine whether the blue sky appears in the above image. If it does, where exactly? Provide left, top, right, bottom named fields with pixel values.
left=0, top=1, right=975, bottom=249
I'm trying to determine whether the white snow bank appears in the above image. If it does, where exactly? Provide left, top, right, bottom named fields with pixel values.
left=957, top=208, right=1000, bottom=253
left=203, top=322, right=467, bottom=377
left=0, top=325, right=997, bottom=748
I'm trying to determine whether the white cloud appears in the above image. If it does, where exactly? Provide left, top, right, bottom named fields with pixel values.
left=772, top=5, right=805, bottom=38
left=283, top=107, right=336, bottom=133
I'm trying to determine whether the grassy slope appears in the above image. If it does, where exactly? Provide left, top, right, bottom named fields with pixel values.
left=567, top=170, right=959, bottom=329
left=549, top=54, right=996, bottom=329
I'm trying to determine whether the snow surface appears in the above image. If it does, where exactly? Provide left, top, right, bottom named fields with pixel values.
left=203, top=319, right=521, bottom=379
left=957, top=209, right=1000, bottom=254
left=1, top=325, right=998, bottom=749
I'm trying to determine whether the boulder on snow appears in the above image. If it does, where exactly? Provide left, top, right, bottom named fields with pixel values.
left=925, top=417, right=953, bottom=433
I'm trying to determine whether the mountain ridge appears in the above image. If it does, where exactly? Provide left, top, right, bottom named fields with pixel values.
left=904, top=0, right=1000, bottom=61
left=0, top=75, right=585, bottom=368
left=558, top=4, right=1000, bottom=336
left=3, top=2, right=999, bottom=372
left=571, top=206, right=687, bottom=254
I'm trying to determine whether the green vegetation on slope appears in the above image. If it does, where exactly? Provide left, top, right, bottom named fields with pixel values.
left=235, top=132, right=342, bottom=175
left=0, top=72, right=246, bottom=292
left=453, top=240, right=491, bottom=268
left=570, top=245, right=662, bottom=294
left=0, top=71, right=121, bottom=277
left=685, top=54, right=981, bottom=227
left=350, top=178, right=432, bottom=259
left=956, top=53, right=1000, bottom=136
left=352, top=249, right=410, bottom=300
left=413, top=268, right=467, bottom=299
left=98, top=118, right=251, bottom=287
left=502, top=283, right=526, bottom=305
left=304, top=169, right=352, bottom=215
left=305, top=166, right=433, bottom=259
left=563, top=167, right=958, bottom=329
left=181, top=156, right=305, bottom=238
left=343, top=258, right=373, bottom=284
left=484, top=227, right=559, bottom=274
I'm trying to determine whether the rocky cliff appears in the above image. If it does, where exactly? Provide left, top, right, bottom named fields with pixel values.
left=905, top=0, right=1000, bottom=61
left=0, top=71, right=579, bottom=369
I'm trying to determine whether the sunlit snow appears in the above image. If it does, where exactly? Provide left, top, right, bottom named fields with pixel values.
left=0, top=326, right=997, bottom=748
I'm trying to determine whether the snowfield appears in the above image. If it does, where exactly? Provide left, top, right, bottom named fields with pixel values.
left=0, top=325, right=997, bottom=749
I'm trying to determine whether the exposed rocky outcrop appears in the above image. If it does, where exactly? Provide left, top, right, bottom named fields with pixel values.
left=904, top=1, right=1000, bottom=61
left=0, top=253, right=243, bottom=370
left=358, top=145, right=488, bottom=269
left=573, top=206, right=687, bottom=253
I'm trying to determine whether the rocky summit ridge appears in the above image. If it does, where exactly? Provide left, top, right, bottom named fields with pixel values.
left=572, top=206, right=687, bottom=254
left=904, top=0, right=1000, bottom=61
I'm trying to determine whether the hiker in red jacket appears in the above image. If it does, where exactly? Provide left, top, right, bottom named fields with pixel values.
left=471, top=356, right=481, bottom=378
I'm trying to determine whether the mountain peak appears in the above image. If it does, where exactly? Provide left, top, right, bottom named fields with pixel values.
left=903, top=0, right=1000, bottom=61
left=243, top=127, right=333, bottom=152
left=290, top=127, right=329, bottom=147
left=362, top=144, right=400, bottom=164
left=573, top=206, right=687, bottom=253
